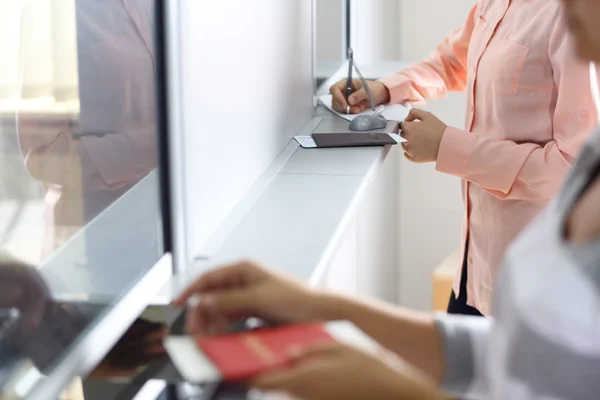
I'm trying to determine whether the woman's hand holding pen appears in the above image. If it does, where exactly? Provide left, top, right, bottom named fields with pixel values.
left=330, top=79, right=391, bottom=114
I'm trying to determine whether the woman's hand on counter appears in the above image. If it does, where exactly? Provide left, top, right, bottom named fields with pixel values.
left=401, top=109, right=447, bottom=163
left=251, top=342, right=443, bottom=400
left=172, top=260, right=341, bottom=335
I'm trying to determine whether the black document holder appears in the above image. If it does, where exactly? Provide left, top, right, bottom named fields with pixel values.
left=311, top=132, right=397, bottom=148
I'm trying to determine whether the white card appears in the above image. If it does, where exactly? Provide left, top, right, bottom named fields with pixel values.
left=294, top=135, right=317, bottom=148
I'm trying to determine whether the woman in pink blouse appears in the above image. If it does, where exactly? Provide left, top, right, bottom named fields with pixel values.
left=331, top=0, right=596, bottom=316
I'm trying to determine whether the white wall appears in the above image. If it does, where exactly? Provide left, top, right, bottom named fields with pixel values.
left=350, top=0, right=399, bottom=64
left=174, top=0, right=315, bottom=264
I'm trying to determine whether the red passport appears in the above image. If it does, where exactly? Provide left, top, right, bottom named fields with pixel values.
left=164, top=321, right=378, bottom=383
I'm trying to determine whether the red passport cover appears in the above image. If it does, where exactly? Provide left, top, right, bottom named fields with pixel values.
left=195, top=323, right=333, bottom=381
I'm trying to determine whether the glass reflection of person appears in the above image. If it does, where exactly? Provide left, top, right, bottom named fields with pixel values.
left=16, top=0, right=157, bottom=255
left=0, top=254, right=166, bottom=399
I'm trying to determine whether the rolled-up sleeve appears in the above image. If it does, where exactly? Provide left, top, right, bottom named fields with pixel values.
left=378, top=4, right=477, bottom=105
left=435, top=313, right=493, bottom=399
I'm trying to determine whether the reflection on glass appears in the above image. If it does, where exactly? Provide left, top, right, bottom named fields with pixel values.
left=315, top=0, right=346, bottom=90
left=0, top=255, right=166, bottom=398
left=0, top=0, right=164, bottom=397
left=16, top=0, right=157, bottom=256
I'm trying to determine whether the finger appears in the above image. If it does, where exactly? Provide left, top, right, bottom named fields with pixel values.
left=332, top=99, right=352, bottom=114
left=205, top=310, right=232, bottom=335
left=404, top=152, right=415, bottom=162
left=349, top=105, right=367, bottom=114
left=186, top=303, right=212, bottom=334
left=185, top=290, right=255, bottom=334
left=289, top=342, right=344, bottom=362
left=330, top=81, right=348, bottom=111
left=400, top=121, right=416, bottom=135
left=203, top=289, right=257, bottom=314
left=331, top=99, right=341, bottom=112
left=348, top=88, right=369, bottom=107
left=350, top=79, right=364, bottom=91
left=404, top=108, right=429, bottom=122
left=173, top=262, right=254, bottom=307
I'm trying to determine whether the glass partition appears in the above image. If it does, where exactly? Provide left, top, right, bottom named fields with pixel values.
left=0, top=0, right=167, bottom=397
left=315, top=0, right=349, bottom=90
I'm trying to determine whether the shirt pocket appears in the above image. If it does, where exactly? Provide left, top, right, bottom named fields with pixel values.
left=488, top=41, right=530, bottom=96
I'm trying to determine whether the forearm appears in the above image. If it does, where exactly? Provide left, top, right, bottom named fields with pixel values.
left=436, top=128, right=580, bottom=201
left=386, top=372, right=446, bottom=400
left=379, top=5, right=476, bottom=105
left=316, top=293, right=445, bottom=383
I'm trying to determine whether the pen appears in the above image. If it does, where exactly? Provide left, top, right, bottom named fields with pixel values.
left=346, top=47, right=354, bottom=114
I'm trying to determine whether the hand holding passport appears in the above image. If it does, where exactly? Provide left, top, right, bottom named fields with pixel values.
left=164, top=321, right=381, bottom=383
left=168, top=261, right=443, bottom=400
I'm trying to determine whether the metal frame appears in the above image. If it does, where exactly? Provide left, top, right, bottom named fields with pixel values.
left=160, top=0, right=189, bottom=276
left=0, top=0, right=181, bottom=396
left=311, top=0, right=317, bottom=105
left=344, top=0, right=352, bottom=59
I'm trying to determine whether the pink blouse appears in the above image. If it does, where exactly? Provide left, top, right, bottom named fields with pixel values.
left=380, top=0, right=596, bottom=315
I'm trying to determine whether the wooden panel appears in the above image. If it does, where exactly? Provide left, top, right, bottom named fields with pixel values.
left=432, top=249, right=460, bottom=312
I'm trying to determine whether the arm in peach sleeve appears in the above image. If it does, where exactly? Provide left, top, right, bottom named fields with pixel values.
left=378, top=4, right=478, bottom=105
left=435, top=19, right=596, bottom=202
left=18, top=118, right=157, bottom=192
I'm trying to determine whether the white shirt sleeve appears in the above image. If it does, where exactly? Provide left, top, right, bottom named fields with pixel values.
left=435, top=313, right=494, bottom=399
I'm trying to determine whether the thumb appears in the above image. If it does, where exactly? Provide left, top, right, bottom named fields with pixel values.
left=202, top=289, right=258, bottom=313
left=404, top=108, right=429, bottom=122
left=289, top=342, right=344, bottom=362
left=348, top=88, right=369, bottom=106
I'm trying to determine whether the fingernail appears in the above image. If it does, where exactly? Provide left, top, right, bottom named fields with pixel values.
left=201, top=295, right=215, bottom=306
left=348, top=96, right=355, bottom=105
